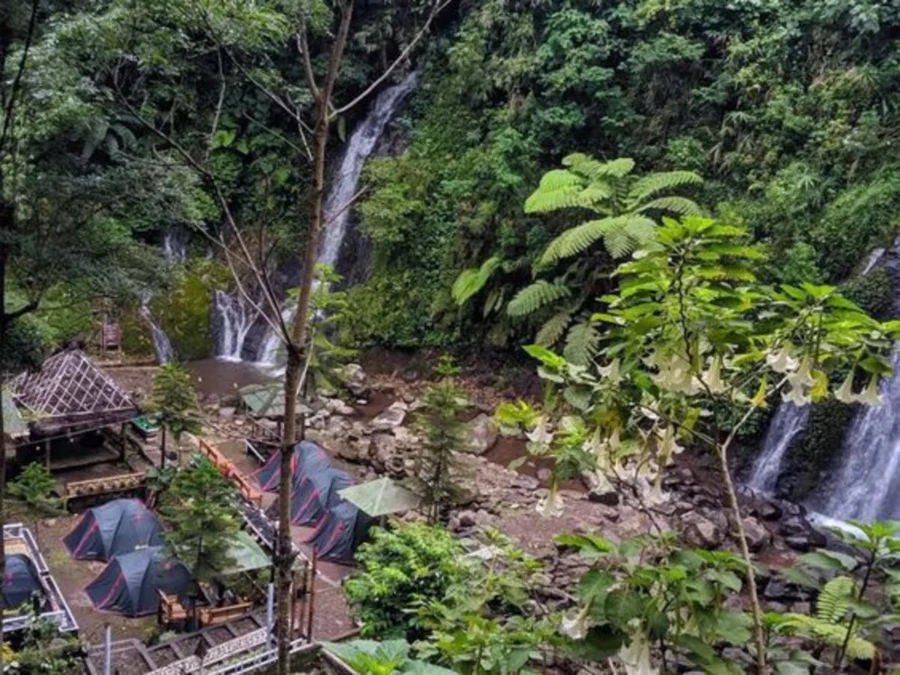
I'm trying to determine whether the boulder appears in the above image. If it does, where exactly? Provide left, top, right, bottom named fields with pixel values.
left=335, top=439, right=366, bottom=463
left=369, top=433, right=398, bottom=468
left=763, top=578, right=810, bottom=602
left=324, top=397, right=356, bottom=416
left=458, top=511, right=478, bottom=527
left=340, top=363, right=369, bottom=397
left=466, top=414, right=498, bottom=455
left=371, top=402, right=407, bottom=432
left=219, top=407, right=236, bottom=419
left=680, top=512, right=724, bottom=547
left=324, top=415, right=352, bottom=438
left=588, top=489, right=620, bottom=507
left=741, top=517, right=772, bottom=552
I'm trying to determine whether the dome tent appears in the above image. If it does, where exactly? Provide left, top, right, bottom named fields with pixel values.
left=304, top=501, right=372, bottom=563
left=2, top=554, right=46, bottom=611
left=290, top=468, right=353, bottom=526
left=64, top=498, right=163, bottom=561
left=253, top=440, right=331, bottom=493
left=85, top=546, right=192, bottom=616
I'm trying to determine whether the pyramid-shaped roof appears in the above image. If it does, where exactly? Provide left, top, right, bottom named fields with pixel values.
left=12, top=349, right=137, bottom=434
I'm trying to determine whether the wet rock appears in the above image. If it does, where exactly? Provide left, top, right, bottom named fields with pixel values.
left=219, top=407, right=236, bottom=419
left=458, top=511, right=478, bottom=527
left=371, top=402, right=407, bottom=431
left=340, top=363, right=369, bottom=397
left=466, top=413, right=498, bottom=455
left=741, top=517, right=772, bottom=552
left=335, top=439, right=365, bottom=463
left=753, top=500, right=783, bottom=521
left=680, top=512, right=723, bottom=547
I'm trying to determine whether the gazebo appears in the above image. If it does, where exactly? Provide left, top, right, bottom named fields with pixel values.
left=11, top=348, right=138, bottom=468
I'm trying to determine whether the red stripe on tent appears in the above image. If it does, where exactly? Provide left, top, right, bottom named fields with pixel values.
left=95, top=570, right=125, bottom=611
left=321, top=522, right=345, bottom=553
left=73, top=520, right=99, bottom=558
left=294, top=487, right=320, bottom=523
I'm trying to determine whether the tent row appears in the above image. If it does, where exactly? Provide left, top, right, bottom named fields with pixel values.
left=64, top=498, right=270, bottom=616
left=254, top=441, right=372, bottom=562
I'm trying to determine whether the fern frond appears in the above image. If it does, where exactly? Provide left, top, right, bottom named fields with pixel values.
left=575, top=181, right=615, bottom=209
left=816, top=576, right=857, bottom=624
left=563, top=321, right=600, bottom=366
left=537, top=169, right=584, bottom=190
left=507, top=281, right=571, bottom=317
left=541, top=218, right=618, bottom=265
left=535, top=309, right=575, bottom=346
left=452, top=257, right=501, bottom=305
left=627, top=171, right=703, bottom=204
left=595, top=157, right=635, bottom=178
left=774, top=614, right=873, bottom=660
left=635, top=196, right=702, bottom=215
left=524, top=185, right=585, bottom=214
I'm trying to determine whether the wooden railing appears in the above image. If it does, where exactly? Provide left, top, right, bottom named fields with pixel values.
left=199, top=602, right=254, bottom=627
left=197, top=439, right=263, bottom=507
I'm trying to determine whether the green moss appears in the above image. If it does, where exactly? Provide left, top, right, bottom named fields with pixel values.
left=120, top=306, right=155, bottom=357
left=778, top=399, right=856, bottom=501
left=841, top=268, right=893, bottom=319
left=152, top=259, right=230, bottom=360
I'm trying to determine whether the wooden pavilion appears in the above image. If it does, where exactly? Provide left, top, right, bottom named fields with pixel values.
left=10, top=348, right=138, bottom=469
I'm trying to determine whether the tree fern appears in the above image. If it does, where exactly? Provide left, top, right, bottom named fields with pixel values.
left=635, top=196, right=701, bottom=215
left=772, top=614, right=874, bottom=660
left=541, top=215, right=657, bottom=265
left=507, top=280, right=571, bottom=317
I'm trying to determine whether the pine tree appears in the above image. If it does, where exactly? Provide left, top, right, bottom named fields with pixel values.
left=147, top=363, right=202, bottom=468
left=414, top=382, right=470, bottom=524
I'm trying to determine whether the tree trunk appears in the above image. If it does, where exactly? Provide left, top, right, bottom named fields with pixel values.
left=0, top=253, right=7, bottom=668
left=160, top=428, right=167, bottom=469
left=275, top=5, right=355, bottom=673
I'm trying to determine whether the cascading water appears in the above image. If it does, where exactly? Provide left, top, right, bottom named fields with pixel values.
left=139, top=230, right=185, bottom=364
left=816, top=350, right=900, bottom=521
left=213, top=290, right=256, bottom=361
left=745, top=403, right=809, bottom=495
left=253, top=72, right=419, bottom=366
left=140, top=293, right=174, bottom=364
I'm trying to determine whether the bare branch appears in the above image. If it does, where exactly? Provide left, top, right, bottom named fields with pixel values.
left=296, top=30, right=319, bottom=98
left=205, top=49, right=228, bottom=163
left=332, top=0, right=452, bottom=117
left=244, top=112, right=311, bottom=161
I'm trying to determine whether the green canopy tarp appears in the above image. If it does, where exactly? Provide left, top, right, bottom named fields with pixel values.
left=338, top=477, right=421, bottom=517
left=2, top=389, right=27, bottom=439
left=219, top=531, right=271, bottom=575
left=239, top=383, right=284, bottom=418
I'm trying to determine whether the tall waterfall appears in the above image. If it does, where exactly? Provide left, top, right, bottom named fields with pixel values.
left=254, top=72, right=419, bottom=366
left=213, top=291, right=256, bottom=361
left=817, top=350, right=900, bottom=521
left=746, top=403, right=809, bottom=495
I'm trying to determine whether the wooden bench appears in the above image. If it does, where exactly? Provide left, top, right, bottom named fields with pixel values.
left=65, top=472, right=145, bottom=503
left=158, top=592, right=187, bottom=627
left=198, top=602, right=253, bottom=627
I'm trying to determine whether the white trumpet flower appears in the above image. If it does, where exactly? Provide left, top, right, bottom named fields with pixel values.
left=618, top=631, right=659, bottom=675
left=766, top=347, right=798, bottom=374
left=834, top=370, right=857, bottom=404
left=560, top=605, right=591, bottom=640
left=787, top=356, right=816, bottom=389
left=856, top=377, right=884, bottom=407
left=702, top=356, right=728, bottom=394
left=782, top=384, right=811, bottom=406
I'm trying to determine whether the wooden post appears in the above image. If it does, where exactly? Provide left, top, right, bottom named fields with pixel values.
left=119, top=423, right=126, bottom=462
left=44, top=439, right=50, bottom=470
left=307, top=548, right=317, bottom=641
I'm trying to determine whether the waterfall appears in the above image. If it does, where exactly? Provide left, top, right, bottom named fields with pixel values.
left=140, top=292, right=174, bottom=364
left=253, top=72, right=419, bottom=366
left=213, top=290, right=256, bottom=361
left=746, top=403, right=809, bottom=495
left=817, top=350, right=900, bottom=521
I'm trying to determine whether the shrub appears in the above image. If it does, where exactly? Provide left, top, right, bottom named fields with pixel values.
left=9, top=463, right=63, bottom=514
left=343, top=524, right=467, bottom=640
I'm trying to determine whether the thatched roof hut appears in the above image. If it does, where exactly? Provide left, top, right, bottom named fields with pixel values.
left=12, top=348, right=137, bottom=435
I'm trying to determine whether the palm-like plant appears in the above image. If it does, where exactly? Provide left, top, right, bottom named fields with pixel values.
left=455, top=154, right=702, bottom=364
